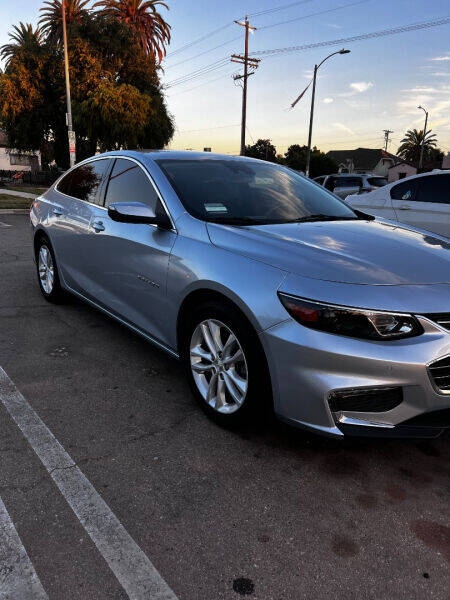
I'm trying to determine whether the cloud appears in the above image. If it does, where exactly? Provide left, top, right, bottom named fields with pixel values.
left=333, top=122, right=355, bottom=135
left=326, top=23, right=341, bottom=29
left=349, top=81, right=374, bottom=93
left=323, top=97, right=334, bottom=104
left=430, top=53, right=450, bottom=61
left=431, top=71, right=450, bottom=77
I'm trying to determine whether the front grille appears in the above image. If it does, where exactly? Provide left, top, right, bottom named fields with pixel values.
left=428, top=356, right=450, bottom=393
left=329, top=387, right=403, bottom=413
left=423, top=313, right=450, bottom=332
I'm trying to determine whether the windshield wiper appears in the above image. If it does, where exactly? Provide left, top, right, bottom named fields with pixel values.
left=287, top=214, right=358, bottom=223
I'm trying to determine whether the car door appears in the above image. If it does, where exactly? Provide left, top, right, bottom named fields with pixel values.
left=49, top=158, right=111, bottom=293
left=83, top=157, right=177, bottom=346
left=391, top=174, right=450, bottom=238
left=332, top=176, right=362, bottom=199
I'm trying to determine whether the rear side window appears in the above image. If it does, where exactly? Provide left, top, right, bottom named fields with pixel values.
left=390, top=179, right=419, bottom=201
left=57, top=171, right=73, bottom=195
left=105, top=158, right=159, bottom=210
left=416, top=175, right=450, bottom=204
left=367, top=177, right=387, bottom=187
left=57, top=159, right=110, bottom=205
left=315, top=177, right=325, bottom=185
left=333, top=177, right=361, bottom=188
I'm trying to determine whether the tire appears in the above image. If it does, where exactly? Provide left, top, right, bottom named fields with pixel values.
left=181, top=300, right=272, bottom=427
left=35, top=235, right=67, bottom=303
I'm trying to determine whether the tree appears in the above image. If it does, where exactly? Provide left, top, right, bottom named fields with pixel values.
left=0, top=11, right=174, bottom=169
left=0, top=23, right=45, bottom=67
left=93, top=0, right=171, bottom=62
left=39, top=0, right=91, bottom=40
left=284, top=145, right=337, bottom=178
left=244, top=139, right=277, bottom=162
left=397, top=128, right=438, bottom=167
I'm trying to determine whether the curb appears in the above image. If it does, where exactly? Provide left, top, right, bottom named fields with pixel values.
left=0, top=209, right=29, bottom=214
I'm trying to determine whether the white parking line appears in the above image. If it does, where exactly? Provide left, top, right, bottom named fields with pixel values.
left=0, top=221, right=11, bottom=227
left=0, top=496, right=49, bottom=599
left=0, top=368, right=178, bottom=600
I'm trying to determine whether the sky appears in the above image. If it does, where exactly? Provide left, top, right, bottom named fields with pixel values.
left=1, top=0, right=449, bottom=156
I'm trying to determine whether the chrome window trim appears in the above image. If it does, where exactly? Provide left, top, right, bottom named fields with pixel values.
left=54, top=155, right=177, bottom=233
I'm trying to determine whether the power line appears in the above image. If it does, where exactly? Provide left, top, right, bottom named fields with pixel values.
left=166, top=0, right=317, bottom=59
left=166, top=23, right=234, bottom=58
left=165, top=36, right=241, bottom=69
left=253, top=15, right=450, bottom=56
left=166, top=70, right=237, bottom=97
left=176, top=124, right=240, bottom=134
left=258, top=0, right=371, bottom=31
left=248, top=0, right=314, bottom=18
left=165, top=58, right=230, bottom=88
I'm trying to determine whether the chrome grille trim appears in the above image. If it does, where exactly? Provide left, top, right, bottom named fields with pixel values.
left=428, top=356, right=450, bottom=394
left=422, top=313, right=450, bottom=332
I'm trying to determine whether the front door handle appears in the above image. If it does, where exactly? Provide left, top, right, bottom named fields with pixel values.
left=53, top=207, right=63, bottom=216
left=398, top=204, right=411, bottom=210
left=91, top=220, right=105, bottom=232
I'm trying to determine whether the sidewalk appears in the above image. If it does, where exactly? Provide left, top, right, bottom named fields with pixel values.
left=0, top=188, right=37, bottom=200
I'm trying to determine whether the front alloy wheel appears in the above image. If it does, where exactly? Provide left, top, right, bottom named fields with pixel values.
left=38, top=245, right=54, bottom=295
left=190, top=319, right=248, bottom=414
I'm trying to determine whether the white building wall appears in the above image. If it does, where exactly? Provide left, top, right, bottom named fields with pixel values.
left=388, top=163, right=417, bottom=183
left=0, top=148, right=39, bottom=172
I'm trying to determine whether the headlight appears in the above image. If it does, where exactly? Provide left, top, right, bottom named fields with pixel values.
left=278, top=294, right=423, bottom=340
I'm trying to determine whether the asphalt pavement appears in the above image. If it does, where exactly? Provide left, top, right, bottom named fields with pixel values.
left=0, top=214, right=448, bottom=600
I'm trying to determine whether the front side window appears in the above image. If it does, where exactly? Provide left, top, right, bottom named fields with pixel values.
left=155, top=158, right=357, bottom=225
left=105, top=158, right=159, bottom=210
left=390, top=179, right=419, bottom=202
left=416, top=175, right=450, bottom=204
left=57, top=159, right=110, bottom=205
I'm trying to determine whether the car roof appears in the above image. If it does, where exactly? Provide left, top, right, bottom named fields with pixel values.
left=95, top=149, right=263, bottom=163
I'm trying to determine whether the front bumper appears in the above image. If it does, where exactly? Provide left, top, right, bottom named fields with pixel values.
left=261, top=315, right=450, bottom=438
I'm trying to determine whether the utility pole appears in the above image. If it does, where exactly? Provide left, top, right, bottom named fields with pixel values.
left=62, top=0, right=76, bottom=167
left=418, top=105, right=428, bottom=171
left=383, top=129, right=393, bottom=152
left=231, top=17, right=259, bottom=156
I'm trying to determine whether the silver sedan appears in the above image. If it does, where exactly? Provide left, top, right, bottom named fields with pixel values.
left=30, top=151, right=450, bottom=438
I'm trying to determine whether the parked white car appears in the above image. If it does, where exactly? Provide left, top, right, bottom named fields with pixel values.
left=345, top=171, right=450, bottom=238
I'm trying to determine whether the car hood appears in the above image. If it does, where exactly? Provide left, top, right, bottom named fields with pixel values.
left=207, top=219, right=450, bottom=285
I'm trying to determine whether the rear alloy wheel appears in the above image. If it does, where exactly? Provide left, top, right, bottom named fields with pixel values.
left=183, top=300, right=271, bottom=426
left=35, top=237, right=66, bottom=303
left=190, top=319, right=248, bottom=414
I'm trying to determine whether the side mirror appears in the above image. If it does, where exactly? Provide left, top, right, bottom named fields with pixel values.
left=108, top=201, right=164, bottom=226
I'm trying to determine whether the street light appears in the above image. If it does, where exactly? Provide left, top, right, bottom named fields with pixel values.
left=305, top=48, right=350, bottom=178
left=418, top=105, right=428, bottom=171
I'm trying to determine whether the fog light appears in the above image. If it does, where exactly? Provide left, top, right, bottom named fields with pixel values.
left=328, top=387, right=403, bottom=413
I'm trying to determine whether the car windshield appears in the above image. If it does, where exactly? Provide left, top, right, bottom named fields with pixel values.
left=367, top=177, right=388, bottom=187
left=155, top=158, right=358, bottom=225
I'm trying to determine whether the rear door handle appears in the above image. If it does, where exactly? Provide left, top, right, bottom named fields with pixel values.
left=53, top=207, right=63, bottom=216
left=398, top=204, right=411, bottom=210
left=91, top=220, right=105, bottom=232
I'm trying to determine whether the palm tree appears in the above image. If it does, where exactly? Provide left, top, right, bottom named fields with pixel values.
left=93, top=0, right=171, bottom=62
left=0, top=23, right=44, bottom=66
left=397, top=128, right=437, bottom=166
left=39, top=0, right=91, bottom=40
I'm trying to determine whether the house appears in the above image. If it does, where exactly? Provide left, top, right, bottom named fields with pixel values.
left=0, top=130, right=41, bottom=172
left=388, top=161, right=417, bottom=182
left=326, top=148, right=401, bottom=177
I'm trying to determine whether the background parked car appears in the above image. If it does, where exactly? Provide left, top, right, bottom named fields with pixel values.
left=345, top=170, right=450, bottom=238
left=314, top=173, right=388, bottom=198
